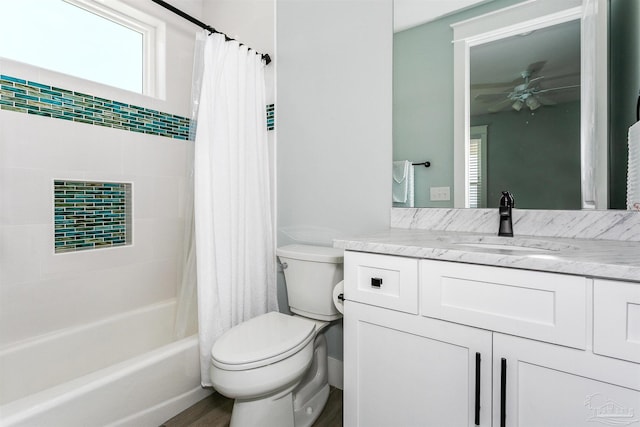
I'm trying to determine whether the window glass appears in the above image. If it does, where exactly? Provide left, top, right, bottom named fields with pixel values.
left=0, top=0, right=143, bottom=93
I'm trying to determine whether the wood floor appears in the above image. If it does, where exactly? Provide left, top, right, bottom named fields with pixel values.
left=161, top=387, right=343, bottom=427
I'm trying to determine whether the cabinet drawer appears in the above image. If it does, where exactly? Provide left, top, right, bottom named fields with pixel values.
left=420, top=260, right=587, bottom=349
left=345, top=251, right=418, bottom=314
left=594, top=279, right=640, bottom=363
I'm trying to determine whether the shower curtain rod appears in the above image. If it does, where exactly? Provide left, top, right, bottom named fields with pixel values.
left=150, top=0, right=272, bottom=65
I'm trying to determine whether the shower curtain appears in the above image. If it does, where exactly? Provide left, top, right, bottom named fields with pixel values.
left=190, top=32, right=278, bottom=386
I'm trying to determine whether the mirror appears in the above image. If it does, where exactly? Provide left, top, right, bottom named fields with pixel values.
left=393, top=0, right=635, bottom=210
left=466, top=21, right=581, bottom=209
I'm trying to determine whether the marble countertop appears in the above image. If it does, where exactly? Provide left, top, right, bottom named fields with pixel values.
left=334, top=229, right=640, bottom=282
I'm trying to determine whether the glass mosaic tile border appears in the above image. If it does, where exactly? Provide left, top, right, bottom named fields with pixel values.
left=0, top=75, right=191, bottom=140
left=267, top=103, right=274, bottom=131
left=54, top=180, right=132, bottom=253
left=1, top=74, right=275, bottom=139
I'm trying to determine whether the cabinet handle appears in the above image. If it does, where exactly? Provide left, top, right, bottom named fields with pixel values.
left=475, top=352, right=481, bottom=425
left=371, top=277, right=383, bottom=288
left=500, top=358, right=507, bottom=427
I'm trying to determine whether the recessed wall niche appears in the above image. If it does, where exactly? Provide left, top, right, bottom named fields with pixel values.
left=54, top=180, right=132, bottom=253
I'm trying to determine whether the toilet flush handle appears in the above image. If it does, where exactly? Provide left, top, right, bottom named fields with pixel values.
left=280, top=262, right=288, bottom=269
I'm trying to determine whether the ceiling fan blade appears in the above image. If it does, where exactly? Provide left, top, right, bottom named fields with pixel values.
left=487, top=98, right=513, bottom=113
left=526, top=76, right=545, bottom=87
left=510, top=62, right=546, bottom=84
left=526, top=60, right=547, bottom=76
left=474, top=93, right=510, bottom=102
left=471, top=81, right=513, bottom=88
left=536, top=84, right=580, bottom=93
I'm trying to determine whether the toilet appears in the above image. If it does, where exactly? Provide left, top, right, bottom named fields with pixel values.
left=209, top=244, right=344, bottom=427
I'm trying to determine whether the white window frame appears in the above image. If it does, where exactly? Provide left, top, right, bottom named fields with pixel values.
left=65, top=0, right=166, bottom=98
left=467, top=125, right=488, bottom=208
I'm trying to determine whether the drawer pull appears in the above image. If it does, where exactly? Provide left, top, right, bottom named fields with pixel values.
left=500, top=358, right=507, bottom=427
left=371, top=277, right=383, bottom=288
left=475, top=352, right=481, bottom=425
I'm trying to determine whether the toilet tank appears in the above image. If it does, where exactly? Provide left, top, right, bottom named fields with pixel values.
left=276, top=244, right=344, bottom=321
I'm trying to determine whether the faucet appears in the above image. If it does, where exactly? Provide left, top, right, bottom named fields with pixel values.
left=498, top=191, right=514, bottom=237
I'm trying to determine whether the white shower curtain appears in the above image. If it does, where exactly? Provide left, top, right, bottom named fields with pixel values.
left=173, top=32, right=206, bottom=341
left=193, top=33, right=278, bottom=386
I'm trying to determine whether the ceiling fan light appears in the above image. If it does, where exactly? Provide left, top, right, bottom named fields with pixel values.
left=512, top=100, right=524, bottom=111
left=526, top=96, right=541, bottom=110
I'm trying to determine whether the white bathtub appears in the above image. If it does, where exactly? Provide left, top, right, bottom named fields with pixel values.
left=0, top=300, right=211, bottom=426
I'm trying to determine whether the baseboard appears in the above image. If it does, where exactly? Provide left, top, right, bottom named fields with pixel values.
left=327, top=356, right=343, bottom=390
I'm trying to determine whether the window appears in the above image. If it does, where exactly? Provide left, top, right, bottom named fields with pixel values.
left=0, top=0, right=163, bottom=95
left=467, top=125, right=487, bottom=208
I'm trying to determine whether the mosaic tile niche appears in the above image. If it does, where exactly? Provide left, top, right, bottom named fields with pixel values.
left=54, top=180, right=132, bottom=253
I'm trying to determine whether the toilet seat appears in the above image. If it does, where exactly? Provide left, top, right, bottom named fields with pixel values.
left=211, top=312, right=316, bottom=371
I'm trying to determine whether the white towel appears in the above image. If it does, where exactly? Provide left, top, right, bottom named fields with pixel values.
left=627, top=122, right=640, bottom=211
left=393, top=160, right=410, bottom=203
left=392, top=160, right=414, bottom=207
left=406, top=165, right=415, bottom=207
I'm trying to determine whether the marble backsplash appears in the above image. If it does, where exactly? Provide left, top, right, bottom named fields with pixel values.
left=391, top=208, right=640, bottom=242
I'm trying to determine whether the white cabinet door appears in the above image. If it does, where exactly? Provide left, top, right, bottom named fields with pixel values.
left=493, top=333, right=640, bottom=427
left=593, top=278, right=640, bottom=363
left=344, top=301, right=492, bottom=427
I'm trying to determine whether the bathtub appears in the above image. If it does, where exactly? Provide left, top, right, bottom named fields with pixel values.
left=0, top=299, right=211, bottom=427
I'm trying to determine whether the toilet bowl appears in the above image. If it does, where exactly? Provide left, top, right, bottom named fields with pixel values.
left=209, top=244, right=343, bottom=427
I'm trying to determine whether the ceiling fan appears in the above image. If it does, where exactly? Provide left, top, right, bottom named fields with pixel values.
left=474, top=67, right=580, bottom=113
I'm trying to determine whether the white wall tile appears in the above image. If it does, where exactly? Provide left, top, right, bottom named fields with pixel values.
left=121, top=137, right=188, bottom=177
left=131, top=175, right=156, bottom=219
left=0, top=168, right=53, bottom=225
left=0, top=112, right=125, bottom=172
left=0, top=260, right=178, bottom=346
left=0, top=225, right=47, bottom=285
left=154, top=175, right=181, bottom=219
left=151, top=218, right=185, bottom=261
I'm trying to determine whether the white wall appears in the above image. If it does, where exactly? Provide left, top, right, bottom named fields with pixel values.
left=0, top=0, right=202, bottom=348
left=276, top=0, right=393, bottom=360
left=202, top=0, right=275, bottom=103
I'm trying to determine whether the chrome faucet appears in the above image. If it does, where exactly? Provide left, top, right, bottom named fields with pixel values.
left=498, top=191, right=514, bottom=237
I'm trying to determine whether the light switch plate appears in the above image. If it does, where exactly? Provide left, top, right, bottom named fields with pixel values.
left=430, top=186, right=451, bottom=201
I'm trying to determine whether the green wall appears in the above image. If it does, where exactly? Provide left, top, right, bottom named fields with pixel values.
left=471, top=101, right=582, bottom=209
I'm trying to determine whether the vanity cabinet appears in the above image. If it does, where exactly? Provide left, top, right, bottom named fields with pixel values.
left=344, top=302, right=492, bottom=427
left=343, top=251, right=640, bottom=427
left=493, top=333, right=639, bottom=427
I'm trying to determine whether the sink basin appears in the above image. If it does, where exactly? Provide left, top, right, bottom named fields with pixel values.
left=449, top=236, right=578, bottom=253
left=454, top=242, right=553, bottom=252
